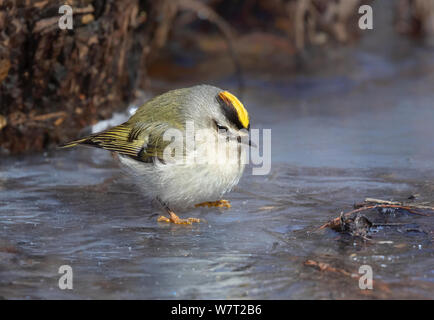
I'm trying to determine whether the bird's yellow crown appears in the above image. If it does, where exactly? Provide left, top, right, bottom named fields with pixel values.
left=218, top=91, right=249, bottom=129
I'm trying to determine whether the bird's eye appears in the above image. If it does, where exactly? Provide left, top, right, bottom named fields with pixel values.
left=216, top=124, right=228, bottom=132
left=214, top=120, right=228, bottom=132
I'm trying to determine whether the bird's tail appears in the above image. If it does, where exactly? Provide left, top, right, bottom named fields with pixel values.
left=59, top=124, right=130, bottom=149
left=58, top=124, right=141, bottom=158
left=59, top=136, right=92, bottom=148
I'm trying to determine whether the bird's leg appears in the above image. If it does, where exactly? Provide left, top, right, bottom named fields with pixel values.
left=157, top=211, right=201, bottom=225
left=156, top=198, right=200, bottom=225
left=195, top=200, right=231, bottom=208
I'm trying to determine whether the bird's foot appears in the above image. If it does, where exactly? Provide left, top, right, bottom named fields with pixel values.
left=195, top=199, right=231, bottom=208
left=157, top=211, right=200, bottom=225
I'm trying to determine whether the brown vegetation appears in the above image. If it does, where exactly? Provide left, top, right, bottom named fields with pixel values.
left=1, top=0, right=432, bottom=154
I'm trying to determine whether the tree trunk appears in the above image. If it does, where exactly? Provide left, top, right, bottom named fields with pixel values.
left=0, top=0, right=155, bottom=154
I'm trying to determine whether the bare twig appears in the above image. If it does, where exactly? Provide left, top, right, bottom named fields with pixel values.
left=364, top=197, right=434, bottom=211
left=9, top=111, right=67, bottom=127
left=33, top=17, right=59, bottom=34
left=304, top=259, right=358, bottom=278
left=152, top=0, right=244, bottom=95
left=364, top=198, right=401, bottom=205
left=178, top=0, right=244, bottom=95
left=31, top=111, right=67, bottom=122
left=317, top=201, right=431, bottom=231
left=304, top=259, right=392, bottom=294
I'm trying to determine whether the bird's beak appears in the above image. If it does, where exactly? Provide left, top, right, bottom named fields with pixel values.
left=248, top=139, right=257, bottom=148
left=236, top=134, right=257, bottom=148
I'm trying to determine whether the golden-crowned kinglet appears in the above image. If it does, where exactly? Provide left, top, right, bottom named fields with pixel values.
left=61, top=85, right=251, bottom=224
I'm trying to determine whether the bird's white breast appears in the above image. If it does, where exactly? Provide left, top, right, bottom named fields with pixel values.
left=118, top=137, right=246, bottom=209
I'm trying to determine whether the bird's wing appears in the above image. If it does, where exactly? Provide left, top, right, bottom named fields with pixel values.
left=60, top=122, right=171, bottom=163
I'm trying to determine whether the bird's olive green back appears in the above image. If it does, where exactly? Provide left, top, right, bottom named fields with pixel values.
left=61, top=87, right=193, bottom=162
left=127, top=87, right=189, bottom=131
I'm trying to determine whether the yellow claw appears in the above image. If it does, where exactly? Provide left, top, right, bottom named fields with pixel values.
left=195, top=200, right=231, bottom=208
left=157, top=211, right=200, bottom=225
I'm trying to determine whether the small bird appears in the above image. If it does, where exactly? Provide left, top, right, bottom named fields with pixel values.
left=61, top=85, right=251, bottom=224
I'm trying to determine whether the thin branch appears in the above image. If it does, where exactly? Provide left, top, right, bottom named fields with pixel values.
left=317, top=203, right=431, bottom=231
